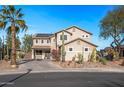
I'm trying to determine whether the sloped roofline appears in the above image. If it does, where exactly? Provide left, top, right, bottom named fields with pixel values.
left=33, top=26, right=93, bottom=38
left=54, top=30, right=72, bottom=35
left=49, top=30, right=72, bottom=38
left=65, top=26, right=93, bottom=35
left=59, top=38, right=98, bottom=47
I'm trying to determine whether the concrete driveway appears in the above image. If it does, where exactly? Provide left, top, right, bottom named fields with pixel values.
left=18, top=59, right=62, bottom=71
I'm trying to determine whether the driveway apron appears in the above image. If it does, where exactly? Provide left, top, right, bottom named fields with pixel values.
left=19, top=59, right=62, bottom=71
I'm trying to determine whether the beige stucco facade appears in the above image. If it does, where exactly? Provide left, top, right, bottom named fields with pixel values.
left=32, top=26, right=97, bottom=61
left=66, top=26, right=92, bottom=42
left=63, top=39, right=96, bottom=61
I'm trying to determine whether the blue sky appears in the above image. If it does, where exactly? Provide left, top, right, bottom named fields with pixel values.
left=0, top=5, right=116, bottom=50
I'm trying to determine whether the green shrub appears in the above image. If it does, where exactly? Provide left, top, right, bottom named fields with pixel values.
left=4, top=55, right=9, bottom=61
left=77, top=53, right=83, bottom=64
left=90, top=49, right=97, bottom=62
left=99, top=57, right=108, bottom=65
left=18, top=53, right=25, bottom=59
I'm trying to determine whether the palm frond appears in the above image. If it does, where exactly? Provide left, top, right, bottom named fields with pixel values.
left=6, top=26, right=20, bottom=34
left=0, top=14, right=7, bottom=20
left=15, top=26, right=20, bottom=34
left=1, top=6, right=10, bottom=15
left=16, top=8, right=24, bottom=18
left=8, top=5, right=16, bottom=14
left=22, top=24, right=28, bottom=32
left=0, top=21, right=7, bottom=30
left=0, top=5, right=28, bottom=33
left=17, top=13, right=24, bottom=19
left=6, top=26, right=11, bottom=34
left=15, top=20, right=28, bottom=31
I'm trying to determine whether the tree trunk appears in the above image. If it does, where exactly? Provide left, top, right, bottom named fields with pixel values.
left=11, top=25, right=17, bottom=68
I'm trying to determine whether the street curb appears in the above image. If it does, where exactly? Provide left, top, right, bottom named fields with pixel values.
left=0, top=68, right=124, bottom=75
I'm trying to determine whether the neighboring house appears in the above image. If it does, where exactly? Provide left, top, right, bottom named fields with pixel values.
left=120, top=45, right=124, bottom=57
left=104, top=45, right=124, bottom=57
left=32, top=26, right=98, bottom=61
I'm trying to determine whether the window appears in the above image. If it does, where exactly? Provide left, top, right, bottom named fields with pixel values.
left=86, top=35, right=88, bottom=37
left=36, top=39, right=38, bottom=43
left=60, top=35, right=67, bottom=40
left=69, top=48, right=73, bottom=51
left=36, top=50, right=42, bottom=55
left=85, top=48, right=88, bottom=51
left=41, top=40, right=44, bottom=43
left=47, top=40, right=49, bottom=43
left=64, top=35, right=67, bottom=40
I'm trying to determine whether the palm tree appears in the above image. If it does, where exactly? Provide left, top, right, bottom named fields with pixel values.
left=0, top=5, right=28, bottom=68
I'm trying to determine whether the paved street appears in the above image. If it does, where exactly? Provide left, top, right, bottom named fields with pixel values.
left=0, top=72, right=124, bottom=87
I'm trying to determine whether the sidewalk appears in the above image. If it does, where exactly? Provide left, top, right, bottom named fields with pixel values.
left=0, top=67, right=124, bottom=75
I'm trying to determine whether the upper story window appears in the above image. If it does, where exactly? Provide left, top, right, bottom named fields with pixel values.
left=82, top=35, right=89, bottom=38
left=41, top=40, right=44, bottom=43
left=60, top=35, right=67, bottom=40
left=36, top=39, right=38, bottom=43
left=69, top=48, right=73, bottom=51
left=47, top=40, right=50, bottom=43
left=86, top=35, right=89, bottom=38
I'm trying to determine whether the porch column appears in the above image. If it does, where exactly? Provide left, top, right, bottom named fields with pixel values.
left=32, top=49, right=34, bottom=59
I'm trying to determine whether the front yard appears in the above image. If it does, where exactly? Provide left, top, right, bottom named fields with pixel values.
left=52, top=58, right=124, bottom=68
left=0, top=60, right=11, bottom=71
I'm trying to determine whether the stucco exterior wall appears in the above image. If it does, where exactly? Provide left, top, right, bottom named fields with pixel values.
left=33, top=38, right=51, bottom=46
left=66, top=27, right=92, bottom=42
left=64, top=39, right=96, bottom=61
left=56, top=31, right=71, bottom=46
left=32, top=26, right=97, bottom=61
left=50, top=36, right=56, bottom=50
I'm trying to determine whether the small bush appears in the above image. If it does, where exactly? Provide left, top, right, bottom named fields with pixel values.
left=4, top=55, right=9, bottom=61
left=90, top=49, right=97, bottom=62
left=77, top=53, right=83, bottom=64
left=51, top=49, right=60, bottom=61
left=99, top=57, right=108, bottom=65
left=18, top=53, right=25, bottom=59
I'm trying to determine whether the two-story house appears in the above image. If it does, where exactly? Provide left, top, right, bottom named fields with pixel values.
left=32, top=26, right=98, bottom=61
